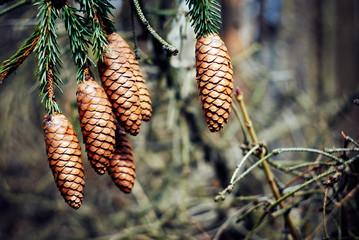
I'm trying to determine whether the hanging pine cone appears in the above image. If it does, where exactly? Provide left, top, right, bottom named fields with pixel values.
left=195, top=33, right=234, bottom=132
left=108, top=121, right=136, bottom=193
left=77, top=79, right=116, bottom=175
left=98, top=32, right=142, bottom=136
left=43, top=113, right=85, bottom=209
left=128, top=54, right=152, bottom=121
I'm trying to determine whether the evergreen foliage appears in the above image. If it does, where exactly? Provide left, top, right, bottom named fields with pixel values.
left=34, top=0, right=62, bottom=114
left=78, top=0, right=115, bottom=62
left=186, top=0, right=222, bottom=38
left=0, top=0, right=174, bottom=114
left=61, top=4, right=92, bottom=83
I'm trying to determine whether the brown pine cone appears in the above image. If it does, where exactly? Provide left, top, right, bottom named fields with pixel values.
left=43, top=113, right=85, bottom=209
left=195, top=33, right=234, bottom=132
left=128, top=54, right=152, bottom=121
left=108, top=122, right=136, bottom=193
left=77, top=79, right=116, bottom=175
left=98, top=32, right=142, bottom=136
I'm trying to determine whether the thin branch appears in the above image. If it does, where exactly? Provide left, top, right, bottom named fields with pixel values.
left=341, top=131, right=359, bottom=148
left=245, top=168, right=337, bottom=240
left=131, top=0, right=140, bottom=60
left=232, top=103, right=249, bottom=144
left=323, top=187, right=329, bottom=239
left=306, top=184, right=359, bottom=240
left=132, top=0, right=178, bottom=56
left=234, top=88, right=300, bottom=240
left=215, top=151, right=276, bottom=202
left=324, top=147, right=359, bottom=153
left=229, top=144, right=260, bottom=186
left=272, top=147, right=344, bottom=164
left=0, top=0, right=31, bottom=16
left=235, top=88, right=258, bottom=144
left=236, top=201, right=267, bottom=223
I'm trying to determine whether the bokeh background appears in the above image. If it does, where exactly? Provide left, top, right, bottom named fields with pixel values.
left=0, top=0, right=358, bottom=239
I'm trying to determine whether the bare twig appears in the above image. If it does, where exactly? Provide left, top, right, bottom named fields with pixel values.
left=306, top=184, right=359, bottom=240
left=132, top=0, right=178, bottom=56
left=234, top=88, right=300, bottom=240
left=323, top=187, right=329, bottom=239
left=246, top=168, right=337, bottom=240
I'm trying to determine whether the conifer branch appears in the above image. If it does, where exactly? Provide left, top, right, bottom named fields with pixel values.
left=34, top=0, right=62, bottom=114
left=0, top=26, right=40, bottom=84
left=186, top=0, right=221, bottom=38
left=78, top=0, right=115, bottom=61
left=61, top=4, right=92, bottom=83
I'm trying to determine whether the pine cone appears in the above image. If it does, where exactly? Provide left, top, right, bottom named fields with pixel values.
left=108, top=122, right=136, bottom=193
left=43, top=114, right=85, bottom=209
left=195, top=34, right=234, bottom=132
left=128, top=54, right=152, bottom=121
left=77, top=79, right=116, bottom=175
left=98, top=32, right=142, bottom=135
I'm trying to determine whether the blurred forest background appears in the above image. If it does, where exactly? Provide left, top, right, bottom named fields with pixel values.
left=0, top=0, right=359, bottom=239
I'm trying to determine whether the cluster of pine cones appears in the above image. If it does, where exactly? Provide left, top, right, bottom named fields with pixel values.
left=43, top=32, right=151, bottom=209
left=42, top=32, right=233, bottom=209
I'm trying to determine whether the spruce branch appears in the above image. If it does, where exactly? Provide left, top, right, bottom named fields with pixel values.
left=132, top=0, right=178, bottom=56
left=186, top=0, right=221, bottom=38
left=34, top=0, right=62, bottom=114
left=61, top=4, right=92, bottom=83
left=78, top=0, right=115, bottom=61
left=0, top=26, right=40, bottom=84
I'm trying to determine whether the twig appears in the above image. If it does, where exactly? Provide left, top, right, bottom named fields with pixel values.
left=272, top=147, right=344, bottom=164
left=341, top=131, right=359, bottom=148
left=325, top=147, right=359, bottom=153
left=235, top=88, right=300, bottom=240
left=232, top=103, right=249, bottom=144
left=130, top=1, right=141, bottom=60
left=287, top=161, right=336, bottom=171
left=271, top=169, right=337, bottom=211
left=229, top=144, right=260, bottom=188
left=215, top=151, right=276, bottom=201
left=246, top=168, right=337, bottom=240
left=236, top=201, right=267, bottom=223
left=266, top=159, right=303, bottom=176
left=285, top=167, right=319, bottom=188
left=323, top=187, right=329, bottom=239
left=235, top=88, right=257, bottom=144
left=132, top=0, right=178, bottom=56
left=0, top=0, right=31, bottom=16
left=306, top=184, right=359, bottom=240
left=179, top=204, right=211, bottom=240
